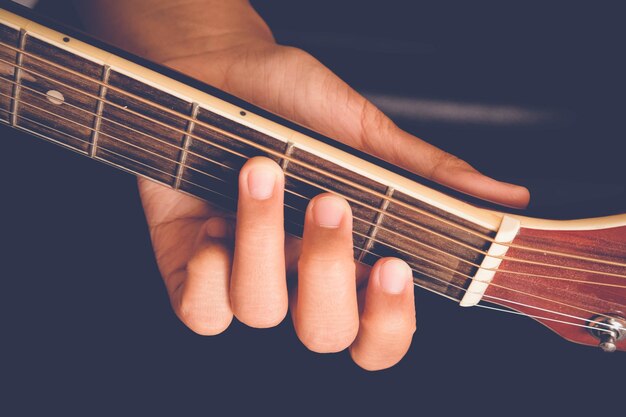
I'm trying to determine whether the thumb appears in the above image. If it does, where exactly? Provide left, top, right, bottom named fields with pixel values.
left=268, top=50, right=530, bottom=209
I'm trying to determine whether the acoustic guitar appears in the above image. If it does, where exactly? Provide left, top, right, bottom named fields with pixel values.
left=1, top=2, right=624, bottom=352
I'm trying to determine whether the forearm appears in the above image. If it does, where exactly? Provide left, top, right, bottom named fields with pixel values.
left=73, top=0, right=274, bottom=62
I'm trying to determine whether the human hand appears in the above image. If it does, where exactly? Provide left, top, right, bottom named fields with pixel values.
left=77, top=0, right=529, bottom=370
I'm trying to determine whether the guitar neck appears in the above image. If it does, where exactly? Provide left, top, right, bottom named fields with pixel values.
left=1, top=3, right=507, bottom=302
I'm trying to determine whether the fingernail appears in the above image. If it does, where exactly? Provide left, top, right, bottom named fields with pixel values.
left=312, top=196, right=345, bottom=228
left=379, top=259, right=411, bottom=295
left=247, top=166, right=276, bottom=200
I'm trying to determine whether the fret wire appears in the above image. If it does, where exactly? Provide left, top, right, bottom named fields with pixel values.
left=0, top=46, right=500, bottom=244
left=2, top=50, right=621, bottom=269
left=2, top=111, right=621, bottom=324
left=90, top=64, right=110, bottom=157
left=175, top=102, right=199, bottom=190
left=358, top=186, right=394, bottom=262
left=281, top=142, right=295, bottom=171
left=3, top=92, right=626, bottom=285
left=9, top=30, right=26, bottom=127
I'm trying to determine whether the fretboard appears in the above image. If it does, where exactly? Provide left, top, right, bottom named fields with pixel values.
left=0, top=6, right=498, bottom=301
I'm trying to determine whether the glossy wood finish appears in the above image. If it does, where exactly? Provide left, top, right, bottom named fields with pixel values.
left=486, top=226, right=626, bottom=351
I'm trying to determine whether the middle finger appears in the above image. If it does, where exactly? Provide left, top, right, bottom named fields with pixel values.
left=293, top=194, right=359, bottom=353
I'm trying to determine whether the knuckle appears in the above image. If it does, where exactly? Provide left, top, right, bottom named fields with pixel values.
left=359, top=100, right=396, bottom=149
left=280, top=45, right=314, bottom=63
left=429, top=151, right=471, bottom=180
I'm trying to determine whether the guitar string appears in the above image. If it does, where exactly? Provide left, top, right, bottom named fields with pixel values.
left=0, top=48, right=624, bottom=270
left=3, top=92, right=626, bottom=290
left=478, top=292, right=612, bottom=327
left=1, top=75, right=625, bottom=285
left=0, top=107, right=620, bottom=332
left=473, top=303, right=610, bottom=333
left=1, top=83, right=626, bottom=286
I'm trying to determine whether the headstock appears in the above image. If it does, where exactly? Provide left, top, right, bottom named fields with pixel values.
left=483, top=222, right=626, bottom=352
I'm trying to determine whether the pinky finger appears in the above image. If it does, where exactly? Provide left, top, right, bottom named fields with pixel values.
left=171, top=217, right=234, bottom=336
left=349, top=258, right=416, bottom=371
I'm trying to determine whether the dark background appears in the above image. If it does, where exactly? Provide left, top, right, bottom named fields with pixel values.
left=1, top=0, right=625, bottom=415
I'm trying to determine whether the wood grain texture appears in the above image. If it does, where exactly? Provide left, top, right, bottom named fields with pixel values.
left=98, top=70, right=191, bottom=185
left=485, top=226, right=626, bottom=350
left=18, top=53, right=99, bottom=153
left=0, top=23, right=18, bottom=123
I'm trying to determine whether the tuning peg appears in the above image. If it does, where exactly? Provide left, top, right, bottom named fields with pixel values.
left=598, top=330, right=618, bottom=353
left=588, top=315, right=626, bottom=353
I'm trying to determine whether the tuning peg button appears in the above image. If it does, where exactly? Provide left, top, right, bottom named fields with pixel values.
left=598, top=332, right=618, bottom=353
left=588, top=315, right=625, bottom=353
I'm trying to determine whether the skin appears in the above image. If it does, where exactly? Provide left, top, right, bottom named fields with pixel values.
left=74, top=0, right=530, bottom=370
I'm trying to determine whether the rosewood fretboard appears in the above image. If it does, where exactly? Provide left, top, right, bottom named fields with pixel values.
left=0, top=17, right=496, bottom=301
